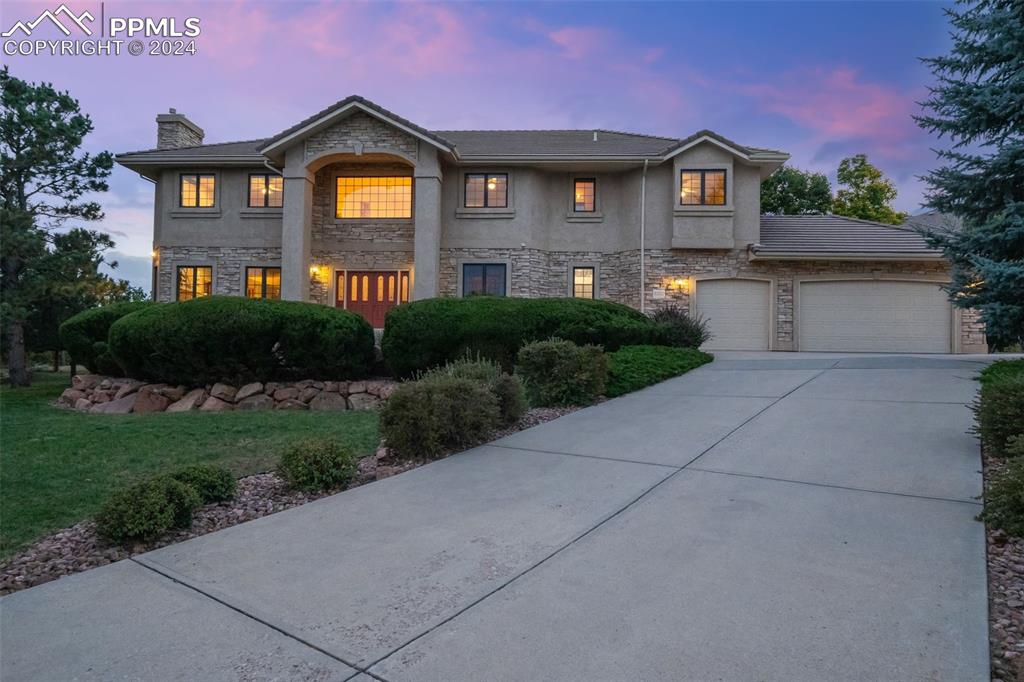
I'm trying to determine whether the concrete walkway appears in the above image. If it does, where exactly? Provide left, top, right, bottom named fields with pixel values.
left=1, top=353, right=991, bottom=681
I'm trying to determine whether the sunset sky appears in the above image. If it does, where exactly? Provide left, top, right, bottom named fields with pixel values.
left=3, top=0, right=955, bottom=290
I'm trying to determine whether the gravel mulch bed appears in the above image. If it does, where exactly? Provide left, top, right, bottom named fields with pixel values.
left=0, top=406, right=576, bottom=596
left=985, top=453, right=1024, bottom=682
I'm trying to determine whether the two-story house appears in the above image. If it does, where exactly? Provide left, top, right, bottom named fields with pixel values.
left=116, top=95, right=985, bottom=353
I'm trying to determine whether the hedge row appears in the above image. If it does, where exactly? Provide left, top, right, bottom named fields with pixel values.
left=381, top=297, right=668, bottom=377
left=59, top=301, right=156, bottom=374
left=108, top=296, right=375, bottom=385
left=606, top=345, right=714, bottom=397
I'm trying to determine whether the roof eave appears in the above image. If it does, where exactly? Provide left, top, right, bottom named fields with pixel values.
left=748, top=249, right=945, bottom=262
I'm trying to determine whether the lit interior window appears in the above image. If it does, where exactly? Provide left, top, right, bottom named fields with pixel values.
left=249, top=174, right=283, bottom=208
left=246, top=267, right=281, bottom=299
left=180, top=174, right=216, bottom=208
left=574, top=179, right=596, bottom=212
left=465, top=173, right=507, bottom=208
left=680, top=170, right=726, bottom=206
left=177, top=266, right=212, bottom=300
left=573, top=267, right=595, bottom=299
left=336, top=177, right=412, bottom=218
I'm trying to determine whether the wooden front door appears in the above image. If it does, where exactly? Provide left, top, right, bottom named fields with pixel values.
left=337, top=270, right=410, bottom=328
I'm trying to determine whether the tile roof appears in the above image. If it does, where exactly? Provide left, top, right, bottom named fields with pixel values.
left=434, top=129, right=680, bottom=157
left=753, top=215, right=943, bottom=258
left=117, top=139, right=268, bottom=158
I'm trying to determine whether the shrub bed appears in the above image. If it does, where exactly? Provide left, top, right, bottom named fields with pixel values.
left=381, top=375, right=500, bottom=458
left=982, top=445, right=1024, bottom=537
left=606, top=345, right=714, bottom=397
left=382, top=296, right=665, bottom=377
left=649, top=307, right=711, bottom=348
left=59, top=301, right=156, bottom=375
left=980, top=358, right=1024, bottom=386
left=974, top=370, right=1024, bottom=458
left=516, top=339, right=607, bottom=407
left=278, top=440, right=359, bottom=492
left=95, top=476, right=201, bottom=543
left=108, top=296, right=375, bottom=385
left=170, top=465, right=237, bottom=503
left=420, top=356, right=526, bottom=425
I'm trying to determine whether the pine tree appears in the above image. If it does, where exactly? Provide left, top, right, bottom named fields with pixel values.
left=916, top=0, right=1024, bottom=349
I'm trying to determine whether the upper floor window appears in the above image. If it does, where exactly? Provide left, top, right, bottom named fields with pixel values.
left=177, top=266, right=212, bottom=300
left=246, top=267, right=281, bottom=299
left=574, top=179, right=596, bottom=212
left=180, top=173, right=215, bottom=208
left=680, top=169, right=726, bottom=206
left=336, top=176, right=412, bottom=219
left=465, top=173, right=507, bottom=208
left=462, top=263, right=506, bottom=296
left=248, top=174, right=283, bottom=208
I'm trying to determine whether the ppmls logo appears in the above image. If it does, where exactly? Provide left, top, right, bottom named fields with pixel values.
left=3, top=3, right=201, bottom=57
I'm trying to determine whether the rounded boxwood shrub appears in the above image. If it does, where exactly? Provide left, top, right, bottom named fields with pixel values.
left=381, top=297, right=663, bottom=377
left=171, top=464, right=237, bottom=503
left=108, top=296, right=375, bottom=385
left=278, top=440, right=359, bottom=492
left=95, top=476, right=201, bottom=543
left=381, top=375, right=500, bottom=459
left=59, top=301, right=155, bottom=374
left=974, top=375, right=1024, bottom=457
left=515, top=339, right=607, bottom=407
left=420, top=356, right=526, bottom=425
left=606, top=345, right=714, bottom=397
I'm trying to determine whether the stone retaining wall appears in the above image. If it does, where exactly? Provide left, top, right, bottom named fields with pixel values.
left=58, top=375, right=397, bottom=414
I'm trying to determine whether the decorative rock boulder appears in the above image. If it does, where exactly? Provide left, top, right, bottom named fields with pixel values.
left=347, top=393, right=380, bottom=410
left=89, top=394, right=137, bottom=414
left=275, top=398, right=308, bottom=410
left=236, top=394, right=274, bottom=411
left=166, top=388, right=205, bottom=412
left=133, top=387, right=170, bottom=414
left=59, top=389, right=86, bottom=406
left=235, top=382, right=264, bottom=402
left=273, top=387, right=299, bottom=401
left=210, top=383, right=238, bottom=403
left=199, top=396, right=233, bottom=412
left=309, top=392, right=348, bottom=411
left=298, top=387, right=320, bottom=403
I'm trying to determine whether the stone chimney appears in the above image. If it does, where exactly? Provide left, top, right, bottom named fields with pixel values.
left=156, top=108, right=204, bottom=149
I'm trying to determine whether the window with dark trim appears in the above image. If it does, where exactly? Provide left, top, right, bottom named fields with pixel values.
left=462, top=263, right=506, bottom=296
left=180, top=173, right=215, bottom=208
left=246, top=266, right=281, bottom=299
left=572, top=267, right=595, bottom=299
left=574, top=179, right=596, bottom=212
left=680, top=169, right=726, bottom=206
left=177, top=266, right=212, bottom=300
left=336, top=176, right=412, bottom=218
left=248, top=174, right=283, bottom=208
left=464, top=173, right=508, bottom=208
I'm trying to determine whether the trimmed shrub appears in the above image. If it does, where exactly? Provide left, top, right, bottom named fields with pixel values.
left=974, top=375, right=1024, bottom=457
left=420, top=356, right=526, bottom=425
left=381, top=297, right=663, bottom=377
left=980, top=447, right=1024, bottom=536
left=979, top=359, right=1024, bottom=386
left=170, top=464, right=237, bottom=503
left=95, top=476, right=201, bottom=543
left=607, top=345, right=714, bottom=397
left=516, top=339, right=607, bottom=407
left=278, top=440, right=359, bottom=492
left=381, top=375, right=500, bottom=459
left=649, top=306, right=712, bottom=349
left=59, top=301, right=155, bottom=374
left=108, top=296, right=375, bottom=385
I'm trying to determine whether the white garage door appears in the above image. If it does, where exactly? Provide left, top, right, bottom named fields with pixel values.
left=696, top=279, right=771, bottom=351
left=798, top=280, right=951, bottom=353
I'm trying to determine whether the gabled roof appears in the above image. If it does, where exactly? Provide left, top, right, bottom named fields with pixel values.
left=903, top=210, right=963, bottom=235
left=751, top=215, right=944, bottom=261
left=117, top=138, right=267, bottom=160
left=258, top=95, right=454, bottom=157
left=662, top=129, right=788, bottom=161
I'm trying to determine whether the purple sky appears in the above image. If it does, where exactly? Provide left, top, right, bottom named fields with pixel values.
left=3, top=0, right=954, bottom=290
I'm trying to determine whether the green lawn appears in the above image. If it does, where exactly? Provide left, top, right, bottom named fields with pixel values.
left=0, top=373, right=380, bottom=559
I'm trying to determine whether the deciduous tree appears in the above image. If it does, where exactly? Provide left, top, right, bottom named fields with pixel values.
left=831, top=154, right=907, bottom=225
left=760, top=166, right=832, bottom=215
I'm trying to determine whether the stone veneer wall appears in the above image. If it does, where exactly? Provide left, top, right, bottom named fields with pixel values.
left=437, top=246, right=983, bottom=352
left=157, top=246, right=282, bottom=301
left=308, top=250, right=414, bottom=305
left=304, top=112, right=418, bottom=162
left=310, top=162, right=415, bottom=248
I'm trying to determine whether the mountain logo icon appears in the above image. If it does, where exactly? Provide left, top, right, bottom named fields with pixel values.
left=2, top=4, right=95, bottom=38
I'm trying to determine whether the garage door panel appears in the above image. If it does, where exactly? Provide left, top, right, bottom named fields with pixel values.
left=696, top=279, right=771, bottom=351
left=799, top=280, right=951, bottom=353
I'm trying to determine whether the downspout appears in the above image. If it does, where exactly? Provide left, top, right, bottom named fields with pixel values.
left=263, top=159, right=283, bottom=176
left=639, top=159, right=648, bottom=314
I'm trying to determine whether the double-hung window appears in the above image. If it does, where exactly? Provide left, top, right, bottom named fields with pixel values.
left=248, top=174, right=283, bottom=208
left=464, top=173, right=507, bottom=208
left=180, top=173, right=215, bottom=207
left=573, top=179, right=596, bottom=212
left=177, top=266, right=212, bottom=300
left=246, top=267, right=281, bottom=299
left=679, top=170, right=726, bottom=206
left=462, top=263, right=506, bottom=296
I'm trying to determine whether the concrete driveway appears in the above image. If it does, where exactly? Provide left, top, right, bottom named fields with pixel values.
left=1, top=353, right=990, bottom=681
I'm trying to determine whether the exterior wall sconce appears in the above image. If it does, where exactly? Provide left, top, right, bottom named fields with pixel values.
left=668, top=277, right=690, bottom=293
left=151, top=249, right=160, bottom=266
left=309, top=264, right=326, bottom=282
